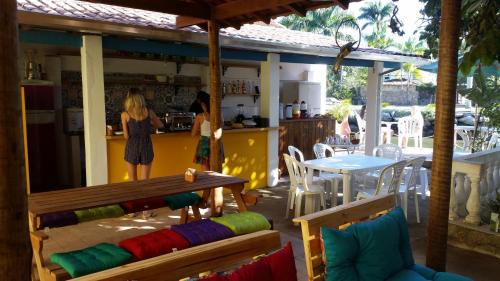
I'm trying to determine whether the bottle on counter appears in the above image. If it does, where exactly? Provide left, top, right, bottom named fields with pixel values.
left=286, top=104, right=293, bottom=119
left=300, top=101, right=308, bottom=118
left=292, top=100, right=301, bottom=119
left=241, top=80, right=247, bottom=94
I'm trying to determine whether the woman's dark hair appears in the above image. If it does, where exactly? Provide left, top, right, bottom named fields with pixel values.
left=360, top=104, right=366, bottom=120
left=189, top=91, right=210, bottom=114
left=197, top=91, right=210, bottom=113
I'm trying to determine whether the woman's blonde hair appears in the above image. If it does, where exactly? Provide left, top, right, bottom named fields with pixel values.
left=124, top=88, right=147, bottom=118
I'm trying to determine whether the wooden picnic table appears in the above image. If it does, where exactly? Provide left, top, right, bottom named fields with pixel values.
left=28, top=171, right=248, bottom=231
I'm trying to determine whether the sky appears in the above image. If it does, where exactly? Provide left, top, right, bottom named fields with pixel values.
left=346, top=0, right=426, bottom=47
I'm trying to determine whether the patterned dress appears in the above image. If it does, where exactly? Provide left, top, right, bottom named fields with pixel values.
left=124, top=112, right=154, bottom=165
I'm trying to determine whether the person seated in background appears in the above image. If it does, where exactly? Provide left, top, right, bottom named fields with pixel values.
left=339, top=115, right=351, bottom=138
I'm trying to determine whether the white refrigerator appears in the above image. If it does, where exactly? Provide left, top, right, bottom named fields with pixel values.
left=280, top=81, right=322, bottom=116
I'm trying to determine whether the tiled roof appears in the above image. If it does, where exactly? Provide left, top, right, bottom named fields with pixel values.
left=17, top=0, right=419, bottom=59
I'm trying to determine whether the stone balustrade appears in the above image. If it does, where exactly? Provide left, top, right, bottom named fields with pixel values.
left=449, top=147, right=500, bottom=225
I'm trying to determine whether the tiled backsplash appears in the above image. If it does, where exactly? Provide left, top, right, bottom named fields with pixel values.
left=61, top=71, right=200, bottom=125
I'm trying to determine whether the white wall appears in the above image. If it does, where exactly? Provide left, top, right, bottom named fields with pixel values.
left=279, top=62, right=328, bottom=114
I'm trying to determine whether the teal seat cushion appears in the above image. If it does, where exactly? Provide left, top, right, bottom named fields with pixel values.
left=387, top=207, right=415, bottom=267
left=321, top=228, right=359, bottom=281
left=75, top=205, right=125, bottom=222
left=386, top=270, right=429, bottom=281
left=348, top=212, right=404, bottom=281
left=434, top=272, right=473, bottom=281
left=164, top=192, right=201, bottom=210
left=410, top=264, right=436, bottom=280
left=210, top=211, right=271, bottom=235
left=50, top=243, right=131, bottom=277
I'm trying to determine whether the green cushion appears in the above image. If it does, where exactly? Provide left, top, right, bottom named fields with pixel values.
left=386, top=270, right=429, bottom=281
left=164, top=192, right=201, bottom=210
left=75, top=205, right=125, bottom=222
left=321, top=227, right=359, bottom=281
left=411, top=264, right=436, bottom=280
left=210, top=211, right=271, bottom=235
left=348, top=212, right=404, bottom=281
left=387, top=207, right=415, bottom=267
left=50, top=243, right=131, bottom=277
left=433, top=272, right=473, bottom=281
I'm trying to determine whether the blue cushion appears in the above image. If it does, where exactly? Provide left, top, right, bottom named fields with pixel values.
left=387, top=207, right=415, bottom=267
left=433, top=272, right=473, bottom=281
left=411, top=264, right=436, bottom=280
left=348, top=213, right=404, bottom=281
left=321, top=227, right=359, bottom=281
left=386, top=270, right=429, bottom=281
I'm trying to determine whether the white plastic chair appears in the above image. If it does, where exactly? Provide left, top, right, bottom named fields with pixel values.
left=455, top=129, right=470, bottom=152
left=313, top=143, right=343, bottom=207
left=372, top=144, right=403, bottom=161
left=486, top=133, right=499, bottom=150
left=356, top=160, right=407, bottom=201
left=283, top=154, right=326, bottom=218
left=355, top=114, right=366, bottom=145
left=288, top=145, right=304, bottom=162
left=399, top=157, right=426, bottom=223
left=398, top=117, right=422, bottom=148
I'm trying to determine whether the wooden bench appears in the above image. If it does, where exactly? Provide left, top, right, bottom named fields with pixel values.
left=32, top=230, right=280, bottom=281
left=292, top=194, right=396, bottom=281
left=28, top=172, right=250, bottom=281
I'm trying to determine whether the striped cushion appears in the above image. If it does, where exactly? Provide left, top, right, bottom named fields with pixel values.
left=120, top=197, right=166, bottom=213
left=164, top=192, right=201, bottom=210
left=41, top=211, right=78, bottom=228
left=210, top=212, right=271, bottom=235
left=74, top=205, right=125, bottom=222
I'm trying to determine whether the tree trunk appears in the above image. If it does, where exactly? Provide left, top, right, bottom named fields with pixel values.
left=208, top=20, right=223, bottom=216
left=0, top=0, right=32, bottom=279
left=426, top=0, right=461, bottom=271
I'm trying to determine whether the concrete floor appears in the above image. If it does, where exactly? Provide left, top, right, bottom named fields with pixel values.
left=39, top=185, right=499, bottom=281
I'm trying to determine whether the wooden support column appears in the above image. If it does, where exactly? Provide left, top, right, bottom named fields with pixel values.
left=81, top=35, right=108, bottom=186
left=208, top=20, right=223, bottom=216
left=426, top=0, right=461, bottom=271
left=365, top=61, right=383, bottom=155
left=0, top=0, right=31, bottom=279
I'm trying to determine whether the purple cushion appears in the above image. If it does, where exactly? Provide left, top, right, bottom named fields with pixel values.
left=41, top=212, right=78, bottom=228
left=170, top=219, right=234, bottom=246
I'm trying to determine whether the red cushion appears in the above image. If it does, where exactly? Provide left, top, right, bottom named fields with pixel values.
left=118, top=229, right=189, bottom=260
left=227, top=258, right=273, bottom=281
left=263, top=242, right=298, bottom=281
left=120, top=197, right=166, bottom=213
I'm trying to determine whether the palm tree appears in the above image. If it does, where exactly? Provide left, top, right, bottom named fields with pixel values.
left=358, top=1, right=394, bottom=34
left=398, top=38, right=426, bottom=92
left=426, top=0, right=462, bottom=271
left=365, top=26, right=395, bottom=49
left=280, top=7, right=356, bottom=36
left=358, top=1, right=395, bottom=49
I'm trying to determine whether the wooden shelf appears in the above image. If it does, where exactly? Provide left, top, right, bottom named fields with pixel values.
left=222, top=93, right=261, bottom=103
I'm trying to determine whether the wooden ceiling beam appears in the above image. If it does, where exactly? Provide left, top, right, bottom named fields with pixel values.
left=287, top=3, right=307, bottom=17
left=82, top=0, right=211, bottom=19
left=177, top=0, right=302, bottom=28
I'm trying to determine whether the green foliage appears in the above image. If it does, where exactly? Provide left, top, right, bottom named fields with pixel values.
left=458, top=69, right=500, bottom=152
left=422, top=103, right=436, bottom=120
left=358, top=1, right=396, bottom=50
left=328, top=66, right=367, bottom=100
left=419, top=0, right=499, bottom=74
left=280, top=7, right=356, bottom=36
left=381, top=102, right=391, bottom=108
left=327, top=99, right=351, bottom=121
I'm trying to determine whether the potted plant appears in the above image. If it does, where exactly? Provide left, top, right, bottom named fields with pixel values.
left=327, top=99, right=351, bottom=135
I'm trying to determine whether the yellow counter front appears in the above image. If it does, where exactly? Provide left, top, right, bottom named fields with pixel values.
left=106, top=128, right=270, bottom=190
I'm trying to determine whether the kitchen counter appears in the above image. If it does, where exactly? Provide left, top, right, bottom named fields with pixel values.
left=106, top=127, right=272, bottom=189
left=105, top=127, right=275, bottom=140
left=279, top=117, right=334, bottom=123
